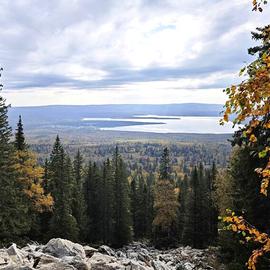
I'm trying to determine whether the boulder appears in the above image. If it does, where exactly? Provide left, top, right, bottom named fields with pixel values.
left=60, top=256, right=89, bottom=270
left=115, top=250, right=126, bottom=258
left=0, top=250, right=11, bottom=267
left=37, top=261, right=76, bottom=270
left=151, top=260, right=170, bottom=270
left=87, top=252, right=124, bottom=270
left=182, top=262, right=196, bottom=270
left=127, top=260, right=151, bottom=270
left=6, top=244, right=26, bottom=265
left=43, top=238, right=85, bottom=259
left=98, top=245, right=115, bottom=257
left=33, top=253, right=60, bottom=267
left=83, top=246, right=98, bottom=258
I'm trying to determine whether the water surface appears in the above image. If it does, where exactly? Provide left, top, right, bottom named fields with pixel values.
left=82, top=115, right=238, bottom=134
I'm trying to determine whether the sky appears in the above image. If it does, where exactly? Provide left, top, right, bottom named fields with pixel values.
left=1, top=0, right=270, bottom=106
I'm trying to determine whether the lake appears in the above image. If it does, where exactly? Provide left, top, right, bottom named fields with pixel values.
left=82, top=115, right=239, bottom=134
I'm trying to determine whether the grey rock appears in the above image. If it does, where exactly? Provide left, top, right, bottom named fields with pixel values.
left=43, top=238, right=85, bottom=259
left=6, top=244, right=26, bottom=265
left=38, top=261, right=76, bottom=269
left=182, top=262, right=195, bottom=270
left=1, top=267, right=34, bottom=270
left=116, top=250, right=126, bottom=258
left=128, top=260, right=151, bottom=270
left=151, top=260, right=170, bottom=270
left=0, top=250, right=11, bottom=267
left=83, top=246, right=97, bottom=258
left=61, top=256, right=89, bottom=270
left=87, top=252, right=124, bottom=270
left=98, top=245, right=115, bottom=257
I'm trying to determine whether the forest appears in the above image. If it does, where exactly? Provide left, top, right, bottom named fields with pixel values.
left=0, top=1, right=269, bottom=270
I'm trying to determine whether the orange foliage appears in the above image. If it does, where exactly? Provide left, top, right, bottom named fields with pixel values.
left=220, top=2, right=270, bottom=269
left=221, top=50, right=270, bottom=196
left=223, top=210, right=270, bottom=270
left=15, top=150, right=53, bottom=212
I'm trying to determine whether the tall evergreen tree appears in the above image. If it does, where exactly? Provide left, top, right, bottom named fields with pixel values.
left=159, top=147, right=171, bottom=180
left=182, top=164, right=218, bottom=248
left=208, top=162, right=218, bottom=243
left=0, top=79, right=29, bottom=244
left=47, top=136, right=79, bottom=241
left=14, top=115, right=26, bottom=151
left=182, top=166, right=200, bottom=247
left=84, top=161, right=102, bottom=243
left=100, top=159, right=115, bottom=244
left=145, top=173, right=155, bottom=238
left=130, top=173, right=148, bottom=239
left=153, top=148, right=179, bottom=248
left=130, top=175, right=138, bottom=238
left=72, top=150, right=87, bottom=241
left=112, top=146, right=131, bottom=247
left=177, top=174, right=188, bottom=242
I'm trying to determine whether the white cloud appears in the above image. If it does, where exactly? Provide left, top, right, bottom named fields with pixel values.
left=3, top=85, right=227, bottom=107
left=0, top=0, right=270, bottom=105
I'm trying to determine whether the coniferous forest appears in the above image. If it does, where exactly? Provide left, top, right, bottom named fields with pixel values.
left=0, top=1, right=269, bottom=270
left=0, top=89, right=219, bottom=249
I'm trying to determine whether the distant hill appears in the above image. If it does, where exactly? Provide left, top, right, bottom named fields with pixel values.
left=8, top=103, right=223, bottom=128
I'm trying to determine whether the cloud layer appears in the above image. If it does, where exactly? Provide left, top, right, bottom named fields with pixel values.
left=1, top=0, right=270, bottom=106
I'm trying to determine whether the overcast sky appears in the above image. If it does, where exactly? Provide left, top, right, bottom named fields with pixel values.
left=1, top=0, right=270, bottom=106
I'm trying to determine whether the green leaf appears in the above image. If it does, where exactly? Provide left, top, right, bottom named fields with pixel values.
left=239, top=67, right=246, bottom=76
left=259, top=150, right=267, bottom=158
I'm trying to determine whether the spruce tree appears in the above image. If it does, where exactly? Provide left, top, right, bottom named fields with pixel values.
left=182, top=166, right=200, bottom=247
left=14, top=115, right=26, bottom=151
left=84, top=161, right=102, bottom=243
left=177, top=174, right=188, bottom=243
left=112, top=146, right=131, bottom=247
left=153, top=147, right=179, bottom=248
left=130, top=175, right=138, bottom=238
left=72, top=150, right=87, bottom=241
left=182, top=164, right=217, bottom=248
left=47, top=136, right=79, bottom=241
left=131, top=173, right=148, bottom=239
left=100, top=159, right=115, bottom=244
left=0, top=76, right=29, bottom=244
left=145, top=173, right=154, bottom=238
left=208, top=162, right=218, bottom=243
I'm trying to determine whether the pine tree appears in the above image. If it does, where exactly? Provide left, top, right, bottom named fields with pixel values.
left=145, top=173, right=155, bottom=238
left=248, top=25, right=270, bottom=56
left=182, top=164, right=218, bottom=248
left=130, top=175, right=138, bottom=238
left=0, top=76, right=29, bottom=244
left=14, top=115, right=26, bottom=151
left=84, top=161, right=93, bottom=242
left=159, top=147, right=171, bottom=180
left=47, top=136, right=79, bottom=241
left=84, top=161, right=102, bottom=243
left=112, top=146, right=131, bottom=247
left=72, top=150, right=87, bottom=241
left=182, top=166, right=200, bottom=248
left=153, top=148, right=179, bottom=248
left=177, top=174, right=188, bottom=242
left=130, top=173, right=148, bottom=239
left=208, top=162, right=218, bottom=243
left=100, top=159, right=115, bottom=244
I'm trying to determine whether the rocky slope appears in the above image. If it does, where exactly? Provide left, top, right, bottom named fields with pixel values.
left=0, top=238, right=223, bottom=270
